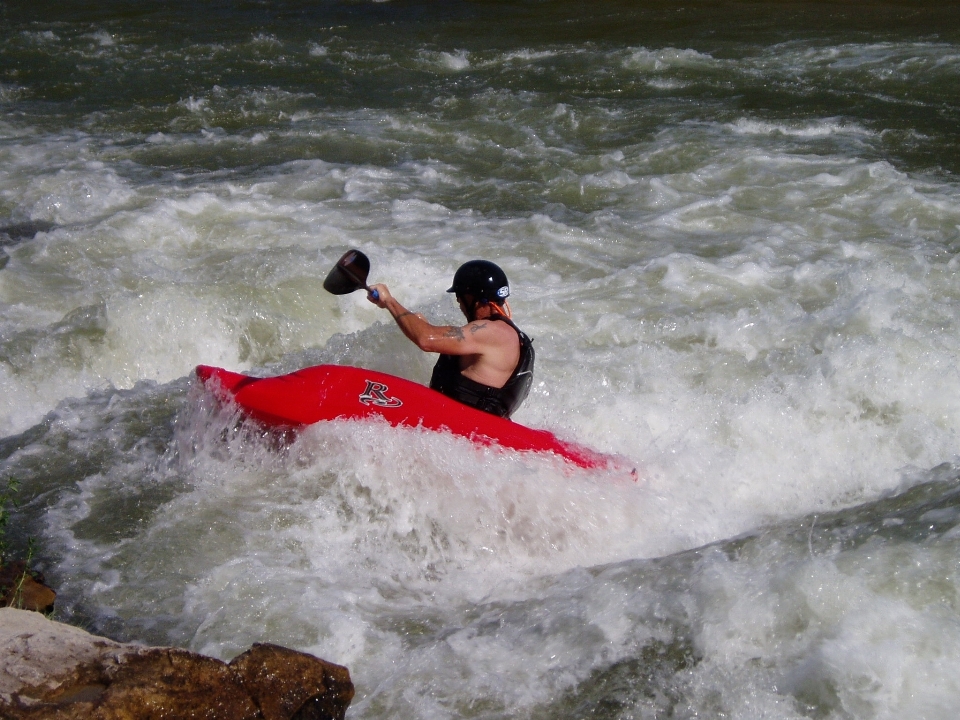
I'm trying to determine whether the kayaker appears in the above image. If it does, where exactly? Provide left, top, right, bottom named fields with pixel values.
left=367, top=260, right=534, bottom=418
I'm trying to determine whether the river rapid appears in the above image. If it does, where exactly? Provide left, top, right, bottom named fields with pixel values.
left=3, top=2, right=960, bottom=718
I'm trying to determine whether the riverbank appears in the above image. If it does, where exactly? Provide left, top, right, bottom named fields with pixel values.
left=0, top=607, right=354, bottom=719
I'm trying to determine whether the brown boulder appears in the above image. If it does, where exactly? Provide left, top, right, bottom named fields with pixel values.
left=0, top=562, right=56, bottom=614
left=229, top=643, right=355, bottom=720
left=10, top=647, right=263, bottom=720
left=0, top=609, right=354, bottom=720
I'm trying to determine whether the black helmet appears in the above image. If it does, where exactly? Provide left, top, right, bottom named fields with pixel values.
left=447, top=260, right=510, bottom=304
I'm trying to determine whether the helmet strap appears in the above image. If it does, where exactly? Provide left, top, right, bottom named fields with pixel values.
left=459, top=293, right=509, bottom=322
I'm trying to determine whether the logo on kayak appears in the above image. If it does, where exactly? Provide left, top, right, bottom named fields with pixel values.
left=359, top=380, right=403, bottom=408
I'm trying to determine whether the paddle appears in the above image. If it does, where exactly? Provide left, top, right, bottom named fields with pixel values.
left=323, top=249, right=379, bottom=300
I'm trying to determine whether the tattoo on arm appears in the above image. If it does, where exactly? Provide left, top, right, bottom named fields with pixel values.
left=444, top=327, right=465, bottom=341
left=469, top=323, right=488, bottom=334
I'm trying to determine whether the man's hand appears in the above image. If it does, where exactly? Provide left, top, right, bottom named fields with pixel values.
left=367, top=283, right=391, bottom=308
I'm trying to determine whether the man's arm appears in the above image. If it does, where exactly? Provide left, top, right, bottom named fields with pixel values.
left=367, top=283, right=489, bottom=355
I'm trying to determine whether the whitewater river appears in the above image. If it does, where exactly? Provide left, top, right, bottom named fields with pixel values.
left=3, top=1, right=960, bottom=717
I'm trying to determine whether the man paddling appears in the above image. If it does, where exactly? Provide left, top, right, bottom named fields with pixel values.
left=367, top=260, right=535, bottom=418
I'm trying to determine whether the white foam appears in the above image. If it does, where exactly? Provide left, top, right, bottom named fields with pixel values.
left=19, top=30, right=59, bottom=44
left=437, top=50, right=470, bottom=71
left=179, top=96, right=208, bottom=113
left=251, top=33, right=281, bottom=48
left=623, top=46, right=718, bottom=72
left=729, top=117, right=875, bottom=139
left=21, top=166, right=136, bottom=225
left=685, top=538, right=960, bottom=718
left=85, top=30, right=116, bottom=48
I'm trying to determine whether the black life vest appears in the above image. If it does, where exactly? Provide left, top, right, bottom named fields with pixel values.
left=429, top=315, right=535, bottom=418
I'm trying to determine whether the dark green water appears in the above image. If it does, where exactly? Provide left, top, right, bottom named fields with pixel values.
left=4, top=1, right=960, bottom=179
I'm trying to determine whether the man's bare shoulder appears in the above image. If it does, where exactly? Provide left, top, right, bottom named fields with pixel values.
left=464, top=318, right=517, bottom=343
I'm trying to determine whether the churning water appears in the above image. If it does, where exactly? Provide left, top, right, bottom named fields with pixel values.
left=3, top=1, right=960, bottom=717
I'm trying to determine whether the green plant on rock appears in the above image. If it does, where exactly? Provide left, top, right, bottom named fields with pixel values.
left=0, top=476, right=19, bottom=566
left=0, top=478, right=45, bottom=611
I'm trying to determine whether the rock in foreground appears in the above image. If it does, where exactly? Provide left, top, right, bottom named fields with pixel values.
left=0, top=608, right=354, bottom=720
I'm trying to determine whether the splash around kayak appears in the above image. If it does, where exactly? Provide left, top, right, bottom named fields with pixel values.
left=195, top=364, right=635, bottom=477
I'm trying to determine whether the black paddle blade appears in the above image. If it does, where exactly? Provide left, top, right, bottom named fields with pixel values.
left=323, top=249, right=371, bottom=295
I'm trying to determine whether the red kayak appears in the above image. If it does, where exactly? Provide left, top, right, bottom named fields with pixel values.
left=195, top=364, right=631, bottom=473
